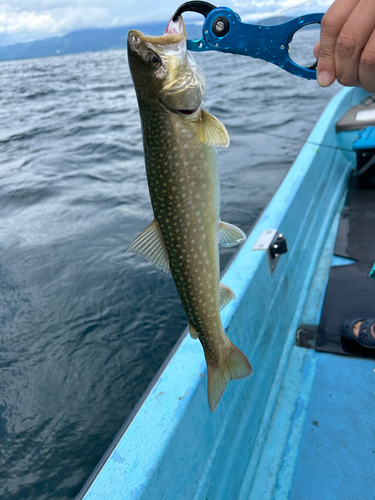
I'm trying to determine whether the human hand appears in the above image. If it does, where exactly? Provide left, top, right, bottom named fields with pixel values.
left=314, top=0, right=375, bottom=92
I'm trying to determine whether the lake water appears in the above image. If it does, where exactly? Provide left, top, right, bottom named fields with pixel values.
left=0, top=29, right=341, bottom=499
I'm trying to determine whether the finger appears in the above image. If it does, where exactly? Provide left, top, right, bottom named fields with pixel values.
left=360, top=29, right=375, bottom=92
left=314, top=40, right=320, bottom=60
left=317, top=0, right=361, bottom=87
left=335, top=0, right=375, bottom=87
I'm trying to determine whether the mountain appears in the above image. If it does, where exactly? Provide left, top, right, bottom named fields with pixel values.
left=257, top=16, right=294, bottom=25
left=0, top=15, right=317, bottom=62
left=257, top=15, right=320, bottom=28
left=0, top=23, right=203, bottom=62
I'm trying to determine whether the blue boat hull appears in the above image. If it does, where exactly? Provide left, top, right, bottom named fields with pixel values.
left=78, top=86, right=373, bottom=500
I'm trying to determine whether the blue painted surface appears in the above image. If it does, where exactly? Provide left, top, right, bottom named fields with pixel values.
left=331, top=255, right=356, bottom=267
left=188, top=9, right=323, bottom=79
left=370, top=263, right=375, bottom=279
left=291, top=353, right=375, bottom=500
left=81, top=87, right=370, bottom=500
left=353, top=126, right=375, bottom=150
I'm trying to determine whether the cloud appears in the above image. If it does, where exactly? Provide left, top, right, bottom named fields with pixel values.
left=236, top=0, right=333, bottom=21
left=0, top=0, right=334, bottom=45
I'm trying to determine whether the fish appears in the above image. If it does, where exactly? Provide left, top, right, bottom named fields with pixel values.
left=127, top=16, right=252, bottom=412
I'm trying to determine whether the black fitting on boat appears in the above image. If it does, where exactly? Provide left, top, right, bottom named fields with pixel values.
left=270, top=233, right=288, bottom=258
left=252, top=229, right=288, bottom=275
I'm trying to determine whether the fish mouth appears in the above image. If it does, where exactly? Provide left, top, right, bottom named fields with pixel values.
left=174, top=106, right=202, bottom=119
left=177, top=109, right=198, bottom=115
left=160, top=99, right=200, bottom=118
left=163, top=15, right=186, bottom=40
left=128, top=15, right=185, bottom=51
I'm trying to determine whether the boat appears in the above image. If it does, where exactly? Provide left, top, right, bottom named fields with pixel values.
left=76, top=85, right=375, bottom=500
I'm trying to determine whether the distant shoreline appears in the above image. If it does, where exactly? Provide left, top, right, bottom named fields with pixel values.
left=0, top=15, right=319, bottom=63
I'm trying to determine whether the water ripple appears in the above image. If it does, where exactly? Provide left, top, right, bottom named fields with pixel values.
left=0, top=35, right=341, bottom=500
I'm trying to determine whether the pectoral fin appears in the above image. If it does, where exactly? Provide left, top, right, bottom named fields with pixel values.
left=201, top=109, right=230, bottom=147
left=219, top=221, right=246, bottom=247
left=219, top=283, right=236, bottom=311
left=127, top=220, right=169, bottom=272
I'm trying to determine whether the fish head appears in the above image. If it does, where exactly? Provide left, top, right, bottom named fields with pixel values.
left=127, top=16, right=206, bottom=115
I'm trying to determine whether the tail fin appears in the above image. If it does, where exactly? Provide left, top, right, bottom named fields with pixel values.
left=206, top=342, right=252, bottom=412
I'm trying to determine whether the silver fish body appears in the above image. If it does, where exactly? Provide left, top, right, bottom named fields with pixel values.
left=127, top=17, right=252, bottom=411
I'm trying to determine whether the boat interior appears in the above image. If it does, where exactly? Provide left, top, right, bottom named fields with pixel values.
left=79, top=87, right=375, bottom=500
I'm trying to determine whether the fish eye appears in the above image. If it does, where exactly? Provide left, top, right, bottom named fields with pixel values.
left=146, top=52, right=161, bottom=69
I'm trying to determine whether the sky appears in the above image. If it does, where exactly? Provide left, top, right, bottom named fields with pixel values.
left=0, top=0, right=334, bottom=46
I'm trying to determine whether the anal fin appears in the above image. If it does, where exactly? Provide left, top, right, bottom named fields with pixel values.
left=127, top=220, right=169, bottom=272
left=189, top=323, right=199, bottom=340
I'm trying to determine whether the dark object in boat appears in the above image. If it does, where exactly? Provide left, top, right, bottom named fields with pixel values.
left=315, top=176, right=375, bottom=358
left=340, top=318, right=375, bottom=348
left=353, top=126, right=375, bottom=189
